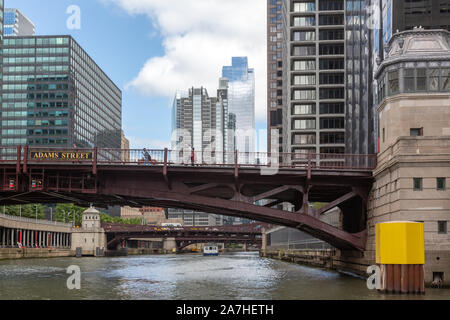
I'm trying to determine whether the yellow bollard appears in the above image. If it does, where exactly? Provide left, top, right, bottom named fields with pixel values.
left=375, top=221, right=425, bottom=294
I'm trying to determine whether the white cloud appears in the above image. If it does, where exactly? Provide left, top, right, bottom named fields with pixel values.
left=101, top=0, right=267, bottom=121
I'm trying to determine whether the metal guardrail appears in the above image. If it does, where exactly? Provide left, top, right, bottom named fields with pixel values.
left=0, top=213, right=73, bottom=228
left=0, top=146, right=377, bottom=171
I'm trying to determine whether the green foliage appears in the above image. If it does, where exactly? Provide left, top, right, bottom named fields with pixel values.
left=1, top=203, right=141, bottom=226
left=54, top=203, right=86, bottom=226
left=1, top=204, right=45, bottom=219
left=99, top=212, right=141, bottom=225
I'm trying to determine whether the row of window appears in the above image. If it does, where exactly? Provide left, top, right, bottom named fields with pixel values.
left=379, top=68, right=450, bottom=103
left=3, top=74, right=69, bottom=83
left=292, top=29, right=344, bottom=41
left=292, top=117, right=344, bottom=129
left=2, top=101, right=70, bottom=110
left=3, top=83, right=69, bottom=91
left=1, top=111, right=68, bottom=118
left=4, top=37, right=69, bottom=47
left=3, top=65, right=69, bottom=73
left=292, top=58, right=344, bottom=71
left=292, top=132, right=344, bottom=145
left=292, top=44, right=344, bottom=56
left=1, top=119, right=68, bottom=127
left=3, top=56, right=69, bottom=64
left=292, top=88, right=344, bottom=100
left=413, top=178, right=447, bottom=191
left=3, top=47, right=70, bottom=55
left=2, top=129, right=68, bottom=136
left=292, top=103, right=344, bottom=115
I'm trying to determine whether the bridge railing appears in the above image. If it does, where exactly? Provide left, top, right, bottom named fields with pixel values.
left=0, top=212, right=73, bottom=228
left=1, top=146, right=377, bottom=171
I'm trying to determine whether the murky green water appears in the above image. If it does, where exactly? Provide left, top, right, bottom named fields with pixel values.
left=0, top=252, right=449, bottom=300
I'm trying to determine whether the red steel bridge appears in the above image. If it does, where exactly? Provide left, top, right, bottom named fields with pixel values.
left=102, top=222, right=263, bottom=251
left=0, top=146, right=376, bottom=251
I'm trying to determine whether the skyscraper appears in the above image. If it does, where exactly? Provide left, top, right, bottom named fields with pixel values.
left=4, top=8, right=35, bottom=36
left=171, top=81, right=234, bottom=164
left=278, top=0, right=376, bottom=165
left=1, top=35, right=122, bottom=152
left=222, top=57, right=255, bottom=155
left=267, top=0, right=284, bottom=156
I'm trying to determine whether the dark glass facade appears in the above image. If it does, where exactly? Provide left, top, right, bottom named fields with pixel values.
left=267, top=0, right=284, bottom=155
left=1, top=35, right=121, bottom=150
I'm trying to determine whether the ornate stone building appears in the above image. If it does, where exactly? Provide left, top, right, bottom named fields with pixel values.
left=367, top=28, right=450, bottom=286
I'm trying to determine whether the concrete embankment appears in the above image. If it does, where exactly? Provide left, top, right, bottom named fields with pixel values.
left=0, top=248, right=73, bottom=260
left=260, top=249, right=371, bottom=278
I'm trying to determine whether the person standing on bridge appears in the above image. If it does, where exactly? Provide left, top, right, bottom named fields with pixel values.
left=143, top=148, right=152, bottom=165
left=190, top=147, right=197, bottom=166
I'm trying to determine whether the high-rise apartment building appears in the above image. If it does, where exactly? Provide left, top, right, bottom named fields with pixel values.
left=171, top=82, right=234, bottom=164
left=222, top=57, right=255, bottom=155
left=4, top=8, right=35, bottom=36
left=278, top=0, right=376, bottom=164
left=1, top=35, right=122, bottom=152
left=267, top=0, right=284, bottom=155
left=170, top=81, right=237, bottom=227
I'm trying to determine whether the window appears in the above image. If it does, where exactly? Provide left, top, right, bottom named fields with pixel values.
left=293, top=89, right=316, bottom=100
left=293, top=119, right=316, bottom=130
left=320, top=132, right=344, bottom=144
left=293, top=2, right=315, bottom=12
left=319, top=102, right=344, bottom=114
left=429, top=69, right=440, bottom=91
left=292, top=133, right=316, bottom=145
left=293, top=45, right=315, bottom=56
left=437, top=178, right=446, bottom=190
left=319, top=29, right=344, bottom=40
left=294, top=16, right=315, bottom=27
left=319, top=14, right=343, bottom=25
left=438, top=221, right=447, bottom=234
left=293, top=104, right=316, bottom=115
left=320, top=88, right=344, bottom=99
left=416, top=69, right=427, bottom=91
left=293, top=60, right=316, bottom=71
left=293, top=31, right=315, bottom=41
left=319, top=58, right=344, bottom=70
left=293, top=74, right=316, bottom=85
left=388, top=70, right=399, bottom=95
left=442, top=69, right=450, bottom=91
left=319, top=73, right=344, bottom=84
left=410, top=128, right=423, bottom=136
left=319, top=44, right=344, bottom=55
left=319, top=0, right=343, bottom=11
left=413, top=178, right=423, bottom=191
left=320, top=117, right=344, bottom=129
left=404, top=69, right=415, bottom=92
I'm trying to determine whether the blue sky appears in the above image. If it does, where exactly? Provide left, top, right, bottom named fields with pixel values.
left=9, top=0, right=268, bottom=151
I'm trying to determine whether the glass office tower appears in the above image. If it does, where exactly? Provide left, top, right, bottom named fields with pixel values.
left=1, top=35, right=122, bottom=150
left=4, top=8, right=35, bottom=36
left=222, top=57, right=255, bottom=155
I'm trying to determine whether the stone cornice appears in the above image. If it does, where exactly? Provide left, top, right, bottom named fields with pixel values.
left=377, top=92, right=450, bottom=113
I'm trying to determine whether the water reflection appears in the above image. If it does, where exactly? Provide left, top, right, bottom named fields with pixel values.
left=0, top=252, right=449, bottom=300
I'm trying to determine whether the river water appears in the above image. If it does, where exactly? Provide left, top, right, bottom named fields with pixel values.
left=0, top=252, right=449, bottom=300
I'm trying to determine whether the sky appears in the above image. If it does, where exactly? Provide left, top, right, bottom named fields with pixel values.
left=9, top=0, right=268, bottom=151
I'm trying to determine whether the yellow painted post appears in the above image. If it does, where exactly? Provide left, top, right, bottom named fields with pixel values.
left=375, top=221, right=425, bottom=294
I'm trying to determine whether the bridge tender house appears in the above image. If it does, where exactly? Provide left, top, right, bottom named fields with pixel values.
left=30, top=151, right=93, bottom=160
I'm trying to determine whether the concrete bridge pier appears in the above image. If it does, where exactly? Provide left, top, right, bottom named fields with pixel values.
left=163, top=238, right=177, bottom=253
